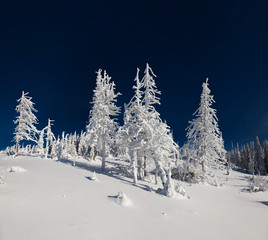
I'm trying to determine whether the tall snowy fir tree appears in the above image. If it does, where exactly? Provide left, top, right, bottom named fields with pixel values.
left=186, top=78, right=226, bottom=177
left=263, top=140, right=268, bottom=174
left=249, top=141, right=256, bottom=177
left=141, top=64, right=178, bottom=191
left=13, top=91, right=39, bottom=156
left=255, top=136, right=264, bottom=175
left=120, top=68, right=144, bottom=184
left=121, top=64, right=179, bottom=196
left=86, top=69, right=121, bottom=170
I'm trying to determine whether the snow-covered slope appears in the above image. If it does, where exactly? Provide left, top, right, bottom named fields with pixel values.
left=0, top=153, right=267, bottom=240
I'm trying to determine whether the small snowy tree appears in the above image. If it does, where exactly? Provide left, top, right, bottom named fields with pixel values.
left=13, top=91, right=39, bottom=156
left=44, top=119, right=55, bottom=159
left=86, top=69, right=121, bottom=170
left=36, top=128, right=45, bottom=154
left=186, top=78, right=226, bottom=177
left=77, top=131, right=87, bottom=156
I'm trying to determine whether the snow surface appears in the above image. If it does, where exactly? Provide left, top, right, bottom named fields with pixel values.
left=0, top=153, right=267, bottom=240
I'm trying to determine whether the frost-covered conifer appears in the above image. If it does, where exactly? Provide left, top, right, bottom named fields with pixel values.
left=78, top=131, right=88, bottom=156
left=120, top=68, right=146, bottom=183
left=263, top=140, right=268, bottom=174
left=255, top=136, right=265, bottom=175
left=44, top=119, right=55, bottom=159
left=240, top=145, right=248, bottom=170
left=235, top=143, right=241, bottom=169
left=13, top=91, right=39, bottom=156
left=248, top=142, right=255, bottom=176
left=67, top=133, right=77, bottom=156
left=36, top=128, right=45, bottom=154
left=186, top=78, right=226, bottom=176
left=86, top=69, right=121, bottom=170
left=122, top=64, right=179, bottom=194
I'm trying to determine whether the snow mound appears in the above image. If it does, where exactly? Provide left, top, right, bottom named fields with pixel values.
left=6, top=166, right=27, bottom=173
left=249, top=176, right=268, bottom=192
left=115, top=191, right=133, bottom=207
left=174, top=184, right=189, bottom=199
left=158, top=177, right=189, bottom=200
left=0, top=175, right=6, bottom=184
left=91, top=172, right=99, bottom=182
left=87, top=172, right=99, bottom=182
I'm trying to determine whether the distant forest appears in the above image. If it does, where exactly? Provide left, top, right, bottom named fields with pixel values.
left=228, top=137, right=268, bottom=175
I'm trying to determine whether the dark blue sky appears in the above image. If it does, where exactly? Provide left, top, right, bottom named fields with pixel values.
left=0, top=0, right=268, bottom=150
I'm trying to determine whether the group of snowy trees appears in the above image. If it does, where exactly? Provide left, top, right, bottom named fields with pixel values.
left=13, top=91, right=55, bottom=158
left=228, top=137, right=268, bottom=176
left=11, top=64, right=227, bottom=194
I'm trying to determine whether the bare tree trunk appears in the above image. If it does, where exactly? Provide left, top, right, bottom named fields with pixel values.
left=90, top=146, right=96, bottom=161
left=15, top=140, right=19, bottom=157
left=143, top=155, right=148, bottom=178
left=153, top=154, right=167, bottom=187
left=155, top=168, right=158, bottom=185
left=101, top=141, right=106, bottom=170
left=162, top=168, right=175, bottom=197
left=137, top=157, right=143, bottom=180
left=202, top=160, right=206, bottom=173
left=45, top=141, right=49, bottom=159
left=132, top=151, right=138, bottom=185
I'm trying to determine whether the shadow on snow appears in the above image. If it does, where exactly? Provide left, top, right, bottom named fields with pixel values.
left=56, top=158, right=153, bottom=193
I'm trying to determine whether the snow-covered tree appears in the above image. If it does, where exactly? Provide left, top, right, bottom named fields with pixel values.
left=36, top=128, right=45, bottom=154
left=86, top=69, right=121, bottom=170
left=186, top=78, right=226, bottom=176
left=255, top=136, right=265, bottom=175
left=249, top=142, right=255, bottom=177
left=44, top=119, right=55, bottom=159
left=13, top=91, right=39, bottom=156
left=77, top=131, right=88, bottom=156
left=120, top=68, right=146, bottom=183
left=263, top=140, right=268, bottom=174
left=140, top=64, right=178, bottom=194
left=121, top=64, right=179, bottom=194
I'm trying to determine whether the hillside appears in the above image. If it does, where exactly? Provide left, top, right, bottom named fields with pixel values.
left=0, top=153, right=267, bottom=240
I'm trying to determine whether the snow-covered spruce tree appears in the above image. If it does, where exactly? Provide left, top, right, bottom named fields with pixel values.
left=235, top=143, right=242, bottom=169
left=263, top=140, right=268, bottom=174
left=77, top=131, right=88, bottom=156
left=140, top=64, right=179, bottom=195
left=240, top=145, right=249, bottom=171
left=122, top=64, right=179, bottom=196
left=186, top=78, right=226, bottom=177
left=55, top=132, right=66, bottom=159
left=255, top=136, right=265, bottom=175
left=119, top=68, right=145, bottom=183
left=249, top=142, right=255, bottom=177
left=66, top=133, right=77, bottom=157
left=13, top=91, right=39, bottom=156
left=44, top=119, right=55, bottom=159
left=86, top=69, right=121, bottom=170
left=36, top=128, right=45, bottom=154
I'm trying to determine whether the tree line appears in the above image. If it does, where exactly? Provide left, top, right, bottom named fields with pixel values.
left=227, top=137, right=268, bottom=176
left=9, top=64, right=230, bottom=196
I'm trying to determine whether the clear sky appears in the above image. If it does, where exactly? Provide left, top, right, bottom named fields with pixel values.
left=0, top=0, right=267, bottom=150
